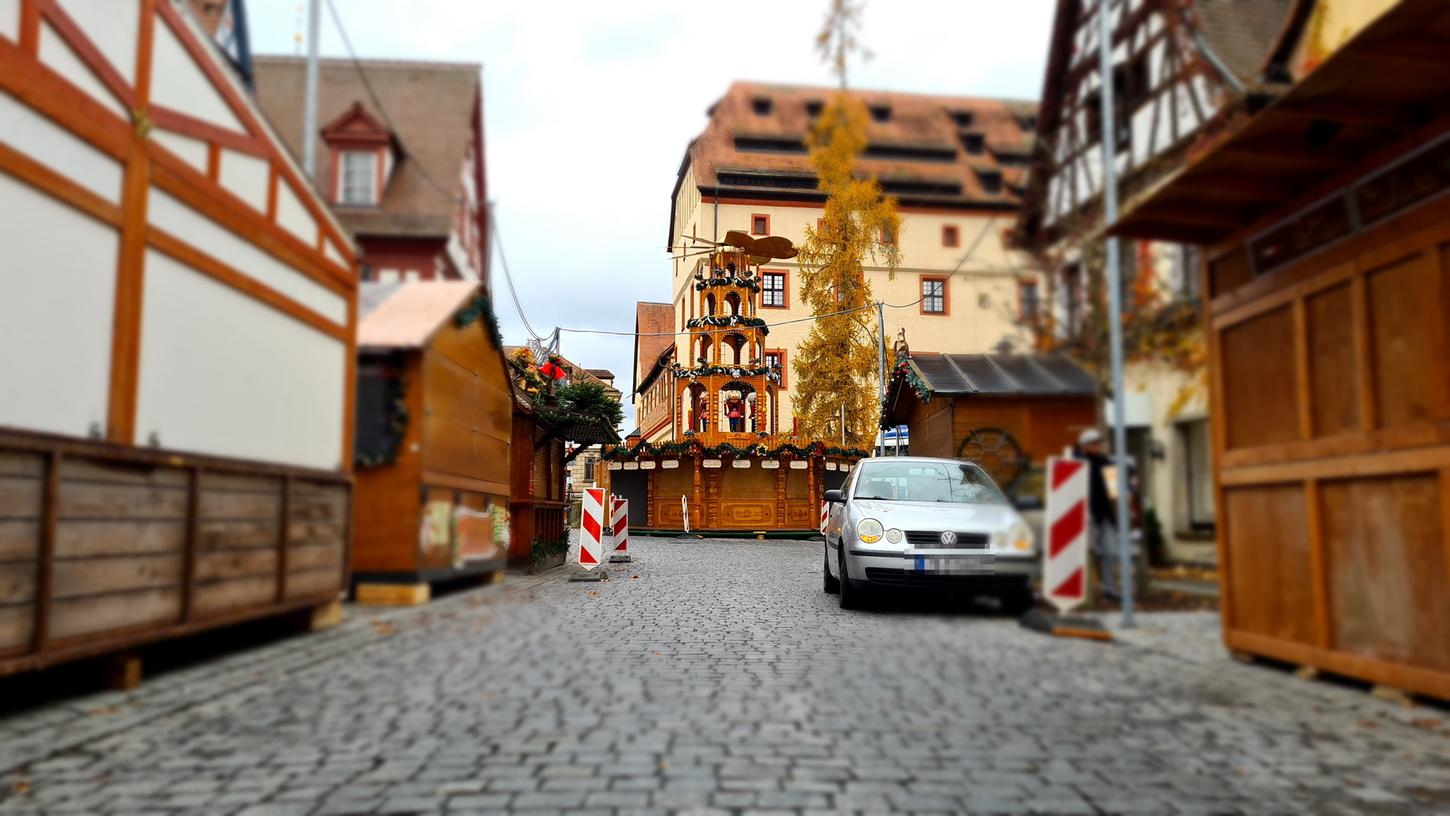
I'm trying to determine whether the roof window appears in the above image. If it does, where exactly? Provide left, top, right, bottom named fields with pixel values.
left=751, top=97, right=773, bottom=116
left=961, top=132, right=986, bottom=155
left=975, top=168, right=1003, bottom=195
left=951, top=111, right=974, bottom=128
left=869, top=104, right=892, bottom=123
left=804, top=99, right=824, bottom=118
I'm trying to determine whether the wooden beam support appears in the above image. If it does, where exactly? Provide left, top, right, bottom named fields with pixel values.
left=179, top=467, right=200, bottom=623
left=37, top=0, right=140, bottom=111
left=0, top=142, right=122, bottom=227
left=276, top=474, right=292, bottom=602
left=1274, top=98, right=1419, bottom=129
left=145, top=226, right=349, bottom=342
left=30, top=451, right=59, bottom=653
left=105, top=147, right=151, bottom=445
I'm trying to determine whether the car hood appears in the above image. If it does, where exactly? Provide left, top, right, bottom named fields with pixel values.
left=849, top=499, right=1021, bottom=533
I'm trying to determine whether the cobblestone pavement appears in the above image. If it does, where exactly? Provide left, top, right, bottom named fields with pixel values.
left=1, top=536, right=1447, bottom=815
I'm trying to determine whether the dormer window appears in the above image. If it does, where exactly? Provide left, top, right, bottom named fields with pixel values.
left=804, top=99, right=823, bottom=118
left=951, top=111, right=974, bottom=128
left=320, top=100, right=391, bottom=207
left=975, top=168, right=1003, bottom=195
left=869, top=104, right=891, bottom=123
left=751, top=97, right=773, bottom=116
left=341, top=150, right=378, bottom=205
left=962, top=132, right=986, bottom=155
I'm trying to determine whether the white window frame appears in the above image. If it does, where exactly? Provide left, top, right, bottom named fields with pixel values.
left=340, top=149, right=378, bottom=205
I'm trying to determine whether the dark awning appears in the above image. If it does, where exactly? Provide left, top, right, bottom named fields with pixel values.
left=884, top=353, right=1096, bottom=426
left=1111, top=0, right=1450, bottom=245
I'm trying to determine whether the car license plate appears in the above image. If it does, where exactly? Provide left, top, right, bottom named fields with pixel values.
left=914, top=555, right=995, bottom=574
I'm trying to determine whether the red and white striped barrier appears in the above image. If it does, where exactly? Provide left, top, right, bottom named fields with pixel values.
left=579, top=487, right=607, bottom=571
left=819, top=501, right=829, bottom=536
left=1044, top=457, right=1089, bottom=613
left=610, top=496, right=631, bottom=563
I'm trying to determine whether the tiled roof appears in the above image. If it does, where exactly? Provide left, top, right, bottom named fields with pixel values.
left=633, top=302, right=675, bottom=393
left=677, top=81, right=1037, bottom=222
left=1195, top=0, right=1298, bottom=82
left=912, top=354, right=1096, bottom=397
left=251, top=56, right=480, bottom=240
left=357, top=280, right=478, bottom=349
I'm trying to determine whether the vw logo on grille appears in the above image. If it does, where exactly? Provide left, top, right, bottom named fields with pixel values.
left=940, top=531, right=957, bottom=546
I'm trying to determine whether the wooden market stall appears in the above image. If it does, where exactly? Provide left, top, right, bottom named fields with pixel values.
left=504, top=351, right=621, bottom=569
left=351, top=282, right=512, bottom=604
left=0, top=1, right=356, bottom=681
left=1111, top=0, right=1450, bottom=700
left=882, top=342, right=1097, bottom=500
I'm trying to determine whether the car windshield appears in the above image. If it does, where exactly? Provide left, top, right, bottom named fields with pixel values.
left=851, top=460, right=1006, bottom=505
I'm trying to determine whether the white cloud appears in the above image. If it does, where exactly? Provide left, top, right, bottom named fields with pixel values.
left=248, top=0, right=1054, bottom=429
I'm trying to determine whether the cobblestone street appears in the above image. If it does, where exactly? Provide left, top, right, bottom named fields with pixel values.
left=0, top=536, right=1447, bottom=815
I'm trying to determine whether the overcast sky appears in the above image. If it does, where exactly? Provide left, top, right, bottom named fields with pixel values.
left=247, top=0, right=1056, bottom=430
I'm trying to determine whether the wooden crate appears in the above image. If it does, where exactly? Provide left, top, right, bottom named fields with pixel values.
left=0, top=431, right=350, bottom=678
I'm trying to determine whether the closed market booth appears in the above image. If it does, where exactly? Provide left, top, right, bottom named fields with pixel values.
left=1112, top=0, right=1450, bottom=700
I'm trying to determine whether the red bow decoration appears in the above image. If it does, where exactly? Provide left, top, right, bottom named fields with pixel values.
left=537, top=361, right=568, bottom=381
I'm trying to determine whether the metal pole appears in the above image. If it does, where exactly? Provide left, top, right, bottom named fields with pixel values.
left=1097, top=0, right=1134, bottom=627
left=876, top=301, right=888, bottom=457
left=301, top=0, right=321, bottom=178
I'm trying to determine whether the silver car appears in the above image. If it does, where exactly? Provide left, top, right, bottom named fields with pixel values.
left=823, top=456, right=1037, bottom=610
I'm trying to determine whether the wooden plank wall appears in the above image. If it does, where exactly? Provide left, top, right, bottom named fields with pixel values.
left=0, top=438, right=348, bottom=676
left=1207, top=193, right=1450, bottom=699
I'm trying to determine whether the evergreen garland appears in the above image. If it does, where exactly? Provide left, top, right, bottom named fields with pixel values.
left=685, top=315, right=770, bottom=335
left=355, top=383, right=410, bottom=468
left=893, top=350, right=933, bottom=404
left=454, top=292, right=503, bottom=348
left=671, top=362, right=781, bottom=383
left=604, top=439, right=869, bottom=462
left=694, top=274, right=761, bottom=292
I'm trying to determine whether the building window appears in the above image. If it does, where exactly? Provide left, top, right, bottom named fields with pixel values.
left=583, top=458, right=595, bottom=482
left=921, top=276, right=947, bottom=315
left=804, top=99, right=823, bottom=118
left=962, top=133, right=985, bottom=155
left=942, top=225, right=959, bottom=247
left=976, top=169, right=1003, bottom=195
left=1179, top=244, right=1202, bottom=300
left=340, top=150, right=377, bottom=205
left=951, top=111, right=974, bottom=128
left=761, top=271, right=787, bottom=308
left=1180, top=419, right=1216, bottom=531
left=869, top=104, right=891, bottom=123
left=1019, top=279, right=1040, bottom=322
left=751, top=213, right=770, bottom=236
left=880, top=224, right=897, bottom=246
left=751, top=96, right=773, bottom=116
left=764, top=349, right=787, bottom=388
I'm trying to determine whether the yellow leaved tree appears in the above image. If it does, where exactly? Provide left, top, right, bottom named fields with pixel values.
left=792, top=0, right=900, bottom=448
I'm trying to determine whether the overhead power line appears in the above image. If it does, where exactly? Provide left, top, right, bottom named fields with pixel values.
left=322, top=0, right=457, bottom=207
left=487, top=207, right=547, bottom=343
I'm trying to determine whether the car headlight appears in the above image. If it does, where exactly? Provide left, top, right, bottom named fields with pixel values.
left=856, top=518, right=884, bottom=544
left=885, top=528, right=903, bottom=544
left=1005, top=521, right=1034, bottom=553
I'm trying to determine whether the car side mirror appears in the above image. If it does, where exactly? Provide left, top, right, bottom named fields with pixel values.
left=824, top=489, right=845, bottom=504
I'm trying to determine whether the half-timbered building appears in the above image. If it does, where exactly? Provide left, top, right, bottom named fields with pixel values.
left=1018, top=0, right=1295, bottom=563
left=0, top=0, right=355, bottom=681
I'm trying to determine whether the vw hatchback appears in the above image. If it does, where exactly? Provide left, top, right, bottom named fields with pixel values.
left=823, top=457, right=1037, bottom=610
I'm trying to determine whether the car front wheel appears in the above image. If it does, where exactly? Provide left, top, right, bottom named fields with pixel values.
left=823, top=543, right=840, bottom=594
left=838, top=547, right=864, bottom=610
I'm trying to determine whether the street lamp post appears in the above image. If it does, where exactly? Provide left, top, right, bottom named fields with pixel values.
left=1097, top=0, right=1135, bottom=627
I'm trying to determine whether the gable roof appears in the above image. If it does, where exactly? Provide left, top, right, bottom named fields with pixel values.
left=251, top=56, right=480, bottom=240
left=357, top=280, right=478, bottom=349
left=672, top=81, right=1037, bottom=246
